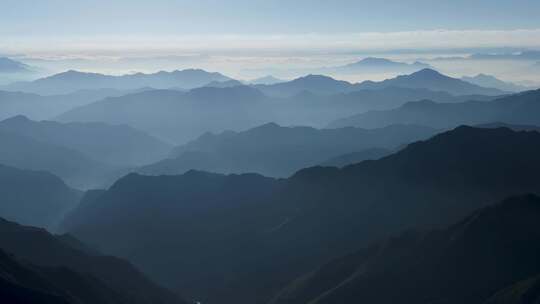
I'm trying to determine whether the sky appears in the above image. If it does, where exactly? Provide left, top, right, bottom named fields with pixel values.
left=2, top=0, right=540, bottom=51
left=1, top=0, right=540, bottom=82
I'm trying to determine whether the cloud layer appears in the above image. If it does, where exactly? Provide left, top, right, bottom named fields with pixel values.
left=3, top=29, right=540, bottom=57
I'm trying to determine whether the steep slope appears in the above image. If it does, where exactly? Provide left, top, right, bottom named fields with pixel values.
left=0, top=115, right=172, bottom=166
left=0, top=129, right=115, bottom=189
left=271, top=194, right=540, bottom=304
left=6, top=69, right=231, bottom=95
left=139, top=123, right=436, bottom=177
left=0, top=164, right=80, bottom=230
left=328, top=89, right=540, bottom=129
left=356, top=68, right=505, bottom=95
left=63, top=126, right=540, bottom=304
left=0, top=218, right=187, bottom=304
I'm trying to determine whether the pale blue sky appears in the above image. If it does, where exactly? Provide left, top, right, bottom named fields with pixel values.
left=2, top=0, right=539, bottom=36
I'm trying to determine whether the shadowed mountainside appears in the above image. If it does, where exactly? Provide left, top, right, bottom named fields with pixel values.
left=62, top=126, right=540, bottom=304
left=0, top=218, right=187, bottom=304
left=5, top=69, right=231, bottom=95
left=271, top=194, right=540, bottom=304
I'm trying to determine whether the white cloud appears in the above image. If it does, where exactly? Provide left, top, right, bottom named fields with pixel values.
left=3, top=29, right=540, bottom=57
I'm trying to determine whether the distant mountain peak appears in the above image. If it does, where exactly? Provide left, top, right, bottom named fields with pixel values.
left=340, top=57, right=431, bottom=71
left=359, top=57, right=394, bottom=64
left=249, top=75, right=284, bottom=85
left=296, top=74, right=338, bottom=81
left=409, top=68, right=446, bottom=78
left=3, top=114, right=32, bottom=123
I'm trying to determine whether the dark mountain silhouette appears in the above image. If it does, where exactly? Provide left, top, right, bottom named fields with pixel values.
left=0, top=115, right=172, bottom=166
left=0, top=164, right=80, bottom=230
left=249, top=75, right=285, bottom=85
left=62, top=126, right=540, bottom=304
left=0, top=88, right=141, bottom=121
left=461, top=74, right=529, bottom=92
left=328, top=89, right=540, bottom=129
left=6, top=69, right=231, bottom=95
left=139, top=123, right=436, bottom=177
left=270, top=194, right=540, bottom=304
left=319, top=148, right=392, bottom=167
left=0, top=128, right=116, bottom=189
left=356, top=68, right=505, bottom=95
left=0, top=247, right=87, bottom=304
left=333, top=57, right=430, bottom=73
left=0, top=217, right=187, bottom=304
left=0, top=57, right=31, bottom=73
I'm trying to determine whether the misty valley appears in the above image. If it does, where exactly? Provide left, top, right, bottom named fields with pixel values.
left=2, top=2, right=540, bottom=303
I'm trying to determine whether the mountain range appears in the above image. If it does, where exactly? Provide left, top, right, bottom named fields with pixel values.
left=62, top=126, right=540, bottom=304
left=139, top=123, right=437, bottom=177
left=328, top=89, right=540, bottom=129
left=0, top=128, right=114, bottom=189
left=355, top=68, right=505, bottom=96
left=4, top=69, right=231, bottom=95
left=0, top=88, right=145, bottom=121
left=54, top=69, right=503, bottom=143
left=270, top=194, right=540, bottom=304
left=251, top=69, right=504, bottom=98
left=0, top=217, right=187, bottom=304
left=461, top=73, right=530, bottom=92
left=0, top=115, right=172, bottom=167
left=56, top=86, right=270, bottom=143
left=319, top=147, right=392, bottom=167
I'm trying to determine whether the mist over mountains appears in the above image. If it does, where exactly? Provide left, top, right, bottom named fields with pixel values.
left=4, top=69, right=231, bottom=95
left=0, top=53, right=540, bottom=304
left=327, top=57, right=431, bottom=74
left=0, top=57, right=31, bottom=74
left=139, top=123, right=437, bottom=177
left=329, top=89, right=540, bottom=129
left=41, top=68, right=500, bottom=143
